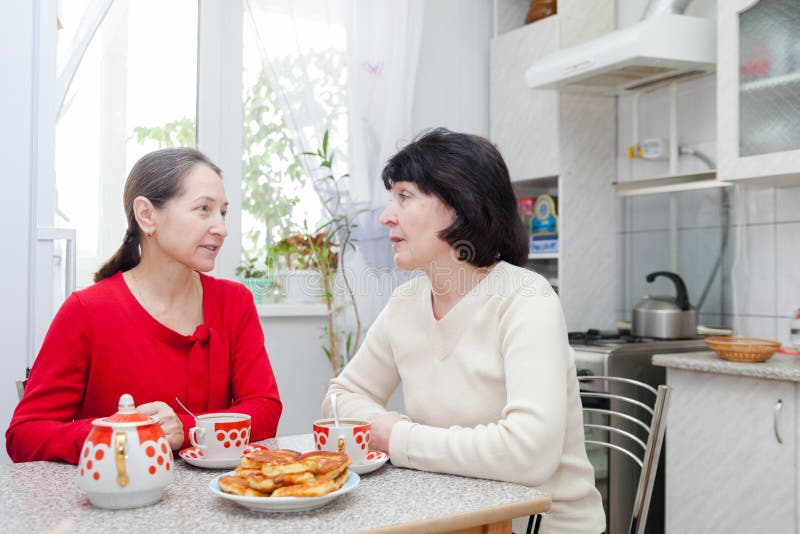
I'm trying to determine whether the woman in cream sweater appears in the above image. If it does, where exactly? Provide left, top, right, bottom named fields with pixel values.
left=323, top=128, right=604, bottom=534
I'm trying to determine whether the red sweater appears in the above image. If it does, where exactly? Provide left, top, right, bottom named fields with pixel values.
left=6, top=271, right=282, bottom=464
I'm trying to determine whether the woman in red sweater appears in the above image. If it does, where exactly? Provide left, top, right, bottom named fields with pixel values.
left=6, top=148, right=282, bottom=464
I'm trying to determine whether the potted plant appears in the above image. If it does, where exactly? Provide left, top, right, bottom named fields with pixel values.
left=300, top=131, right=363, bottom=376
left=235, top=255, right=276, bottom=304
left=271, top=232, right=325, bottom=302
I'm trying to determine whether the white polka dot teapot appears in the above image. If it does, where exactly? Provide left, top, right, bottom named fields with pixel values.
left=77, top=394, right=174, bottom=509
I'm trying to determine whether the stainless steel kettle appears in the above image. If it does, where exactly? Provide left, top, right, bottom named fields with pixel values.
left=632, top=271, right=697, bottom=339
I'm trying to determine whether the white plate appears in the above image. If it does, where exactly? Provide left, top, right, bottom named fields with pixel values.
left=350, top=450, right=389, bottom=475
left=179, top=444, right=268, bottom=469
left=209, top=471, right=360, bottom=512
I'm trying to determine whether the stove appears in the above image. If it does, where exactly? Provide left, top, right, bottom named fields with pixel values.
left=570, top=329, right=708, bottom=534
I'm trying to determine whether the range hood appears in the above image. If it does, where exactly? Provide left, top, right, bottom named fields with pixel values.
left=525, top=14, right=716, bottom=95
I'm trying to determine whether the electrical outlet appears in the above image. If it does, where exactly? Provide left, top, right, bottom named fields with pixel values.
left=640, top=138, right=669, bottom=159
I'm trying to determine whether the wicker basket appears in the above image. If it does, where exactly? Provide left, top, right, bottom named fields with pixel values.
left=705, top=336, right=781, bottom=363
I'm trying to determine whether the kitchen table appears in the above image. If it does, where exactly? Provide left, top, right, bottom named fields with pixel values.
left=0, top=434, right=550, bottom=533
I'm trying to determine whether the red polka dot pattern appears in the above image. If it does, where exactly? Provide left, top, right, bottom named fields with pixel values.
left=212, top=420, right=250, bottom=450
left=354, top=430, right=370, bottom=451
left=78, top=443, right=105, bottom=482
left=145, top=437, right=172, bottom=476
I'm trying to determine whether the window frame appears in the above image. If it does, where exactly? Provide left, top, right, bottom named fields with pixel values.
left=197, top=0, right=243, bottom=280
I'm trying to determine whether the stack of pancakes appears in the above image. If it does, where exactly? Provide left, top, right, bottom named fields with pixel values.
left=218, top=449, right=350, bottom=498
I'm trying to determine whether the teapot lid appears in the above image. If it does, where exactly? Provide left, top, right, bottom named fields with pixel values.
left=95, top=394, right=156, bottom=426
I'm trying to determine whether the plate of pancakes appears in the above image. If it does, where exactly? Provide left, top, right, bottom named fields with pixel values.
left=209, top=448, right=360, bottom=512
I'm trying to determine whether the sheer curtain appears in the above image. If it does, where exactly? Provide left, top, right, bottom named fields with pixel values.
left=244, top=0, right=349, bottom=217
left=345, top=0, right=424, bottom=287
left=244, top=0, right=424, bottom=327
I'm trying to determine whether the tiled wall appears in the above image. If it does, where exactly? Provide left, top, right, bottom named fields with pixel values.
left=615, top=76, right=800, bottom=346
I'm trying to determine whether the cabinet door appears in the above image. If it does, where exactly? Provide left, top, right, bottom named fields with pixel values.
left=665, top=369, right=796, bottom=533
left=490, top=17, right=559, bottom=181
left=718, top=0, right=800, bottom=184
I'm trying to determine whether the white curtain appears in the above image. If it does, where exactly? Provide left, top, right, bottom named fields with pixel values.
left=344, top=0, right=425, bottom=325
left=244, top=0, right=350, bottom=217
left=245, top=0, right=425, bottom=327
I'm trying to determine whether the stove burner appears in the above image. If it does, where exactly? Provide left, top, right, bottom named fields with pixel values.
left=568, top=329, right=646, bottom=346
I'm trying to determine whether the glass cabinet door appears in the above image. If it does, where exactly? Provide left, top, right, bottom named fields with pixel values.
left=738, top=0, right=800, bottom=157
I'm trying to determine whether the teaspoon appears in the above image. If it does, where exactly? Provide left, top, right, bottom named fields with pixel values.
left=175, top=396, right=198, bottom=419
left=330, top=392, right=342, bottom=427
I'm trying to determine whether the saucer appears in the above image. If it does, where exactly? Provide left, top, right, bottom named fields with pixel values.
left=179, top=443, right=268, bottom=469
left=350, top=450, right=389, bottom=475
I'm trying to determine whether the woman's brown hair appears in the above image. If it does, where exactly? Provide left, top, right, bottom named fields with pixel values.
left=93, top=147, right=222, bottom=282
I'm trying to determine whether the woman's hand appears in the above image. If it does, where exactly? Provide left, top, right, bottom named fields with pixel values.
left=137, top=401, right=184, bottom=450
left=367, top=411, right=410, bottom=453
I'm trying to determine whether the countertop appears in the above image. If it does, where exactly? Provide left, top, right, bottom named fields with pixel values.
left=653, top=351, right=800, bottom=382
left=0, top=434, right=550, bottom=534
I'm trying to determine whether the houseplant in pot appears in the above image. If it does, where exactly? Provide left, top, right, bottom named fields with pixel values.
left=235, top=255, right=277, bottom=305
left=300, top=130, right=363, bottom=376
left=271, top=232, right=325, bottom=303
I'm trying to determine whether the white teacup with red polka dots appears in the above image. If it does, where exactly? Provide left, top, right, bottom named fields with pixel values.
left=312, top=418, right=371, bottom=465
left=189, top=413, right=251, bottom=460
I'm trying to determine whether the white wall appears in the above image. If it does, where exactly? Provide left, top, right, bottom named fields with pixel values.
left=0, top=1, right=38, bottom=465
left=261, top=314, right=332, bottom=436
left=615, top=0, right=800, bottom=343
left=0, top=0, right=58, bottom=464
left=412, top=0, right=492, bottom=137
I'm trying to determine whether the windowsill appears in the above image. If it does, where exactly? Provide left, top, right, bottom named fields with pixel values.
left=256, top=302, right=328, bottom=318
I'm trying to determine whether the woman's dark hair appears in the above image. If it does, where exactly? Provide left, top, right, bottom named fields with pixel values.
left=93, top=147, right=222, bottom=282
left=381, top=128, right=528, bottom=267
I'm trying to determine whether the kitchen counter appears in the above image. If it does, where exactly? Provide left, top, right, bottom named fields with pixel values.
left=0, top=434, right=550, bottom=534
left=653, top=350, right=800, bottom=382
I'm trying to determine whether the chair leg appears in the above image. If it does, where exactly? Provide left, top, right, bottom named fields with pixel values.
left=526, top=514, right=542, bottom=534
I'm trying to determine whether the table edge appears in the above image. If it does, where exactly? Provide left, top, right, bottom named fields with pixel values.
left=355, top=495, right=552, bottom=534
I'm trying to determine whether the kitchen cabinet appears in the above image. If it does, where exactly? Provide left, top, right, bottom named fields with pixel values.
left=490, top=4, right=561, bottom=286
left=664, top=368, right=797, bottom=532
left=490, top=9, right=560, bottom=182
left=489, top=0, right=617, bottom=331
left=718, top=0, right=800, bottom=185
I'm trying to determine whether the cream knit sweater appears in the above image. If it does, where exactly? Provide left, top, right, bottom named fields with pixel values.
left=324, top=262, right=605, bottom=533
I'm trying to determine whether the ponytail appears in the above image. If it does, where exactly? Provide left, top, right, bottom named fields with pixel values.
left=93, top=228, right=142, bottom=282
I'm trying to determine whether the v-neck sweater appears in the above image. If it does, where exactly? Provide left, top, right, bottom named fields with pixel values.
left=326, top=262, right=604, bottom=533
left=7, top=271, right=282, bottom=464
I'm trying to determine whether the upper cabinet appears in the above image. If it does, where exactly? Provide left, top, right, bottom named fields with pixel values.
left=490, top=9, right=559, bottom=182
left=718, top=0, right=800, bottom=185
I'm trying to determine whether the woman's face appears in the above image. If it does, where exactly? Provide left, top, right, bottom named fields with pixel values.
left=379, top=181, right=456, bottom=272
left=150, top=164, right=228, bottom=272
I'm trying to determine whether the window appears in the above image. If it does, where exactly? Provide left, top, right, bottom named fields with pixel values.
left=55, top=0, right=198, bottom=288
left=240, top=3, right=348, bottom=269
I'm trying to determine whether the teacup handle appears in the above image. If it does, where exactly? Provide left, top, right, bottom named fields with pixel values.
left=114, top=431, right=129, bottom=487
left=189, top=427, right=206, bottom=450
